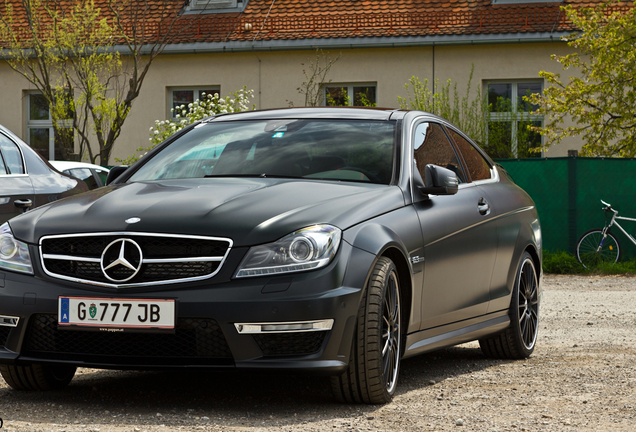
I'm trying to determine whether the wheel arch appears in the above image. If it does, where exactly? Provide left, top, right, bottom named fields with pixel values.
left=524, top=243, right=541, bottom=280
left=505, top=219, right=542, bottom=299
left=380, top=247, right=413, bottom=346
left=344, top=222, right=416, bottom=339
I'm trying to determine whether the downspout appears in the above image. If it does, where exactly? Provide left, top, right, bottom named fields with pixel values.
left=254, top=53, right=262, bottom=109
left=432, top=45, right=435, bottom=92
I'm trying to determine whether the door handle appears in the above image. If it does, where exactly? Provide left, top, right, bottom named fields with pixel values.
left=14, top=199, right=33, bottom=213
left=478, top=197, right=490, bottom=216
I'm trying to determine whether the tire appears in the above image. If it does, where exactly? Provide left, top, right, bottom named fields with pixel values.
left=480, top=252, right=539, bottom=359
left=330, top=256, right=402, bottom=404
left=576, top=229, right=621, bottom=268
left=0, top=363, right=76, bottom=391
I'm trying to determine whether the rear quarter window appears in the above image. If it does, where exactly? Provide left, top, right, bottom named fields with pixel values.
left=447, top=129, right=492, bottom=182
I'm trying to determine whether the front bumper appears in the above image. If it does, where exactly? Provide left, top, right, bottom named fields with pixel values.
left=0, top=241, right=374, bottom=375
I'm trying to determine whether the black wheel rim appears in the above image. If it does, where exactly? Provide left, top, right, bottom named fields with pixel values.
left=382, top=270, right=401, bottom=394
left=518, top=258, right=538, bottom=350
left=578, top=231, right=619, bottom=268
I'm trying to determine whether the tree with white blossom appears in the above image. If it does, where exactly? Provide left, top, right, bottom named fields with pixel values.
left=116, top=87, right=254, bottom=165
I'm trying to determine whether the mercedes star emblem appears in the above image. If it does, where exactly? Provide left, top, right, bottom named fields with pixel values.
left=100, top=238, right=143, bottom=283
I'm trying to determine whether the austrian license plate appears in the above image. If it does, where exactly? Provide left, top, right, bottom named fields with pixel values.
left=58, top=296, right=175, bottom=332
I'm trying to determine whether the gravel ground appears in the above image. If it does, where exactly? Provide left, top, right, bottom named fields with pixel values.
left=1, top=274, right=635, bottom=432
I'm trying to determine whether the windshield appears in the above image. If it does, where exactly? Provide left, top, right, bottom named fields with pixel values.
left=129, top=119, right=396, bottom=185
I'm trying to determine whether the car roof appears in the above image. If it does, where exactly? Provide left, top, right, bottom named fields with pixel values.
left=49, top=161, right=110, bottom=171
left=207, top=107, right=407, bottom=122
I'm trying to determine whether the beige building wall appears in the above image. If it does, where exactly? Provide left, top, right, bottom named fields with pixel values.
left=0, top=41, right=581, bottom=163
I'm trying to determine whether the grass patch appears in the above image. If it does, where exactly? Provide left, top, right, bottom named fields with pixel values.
left=542, top=250, right=636, bottom=275
left=592, top=260, right=636, bottom=275
left=542, top=250, right=585, bottom=274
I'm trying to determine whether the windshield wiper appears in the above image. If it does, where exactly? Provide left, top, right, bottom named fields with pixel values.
left=204, top=173, right=265, bottom=178
left=204, top=173, right=304, bottom=179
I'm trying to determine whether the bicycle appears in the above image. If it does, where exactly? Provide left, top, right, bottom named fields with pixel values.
left=575, top=199, right=636, bottom=268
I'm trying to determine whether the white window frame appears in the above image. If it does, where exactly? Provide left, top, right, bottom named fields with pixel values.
left=485, top=80, right=543, bottom=158
left=25, top=91, right=74, bottom=161
left=168, top=86, right=221, bottom=119
left=26, top=92, right=56, bottom=161
left=322, top=83, right=377, bottom=107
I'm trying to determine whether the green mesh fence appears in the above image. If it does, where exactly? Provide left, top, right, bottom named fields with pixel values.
left=496, top=157, right=636, bottom=259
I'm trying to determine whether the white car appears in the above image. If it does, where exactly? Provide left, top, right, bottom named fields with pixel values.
left=49, top=161, right=110, bottom=190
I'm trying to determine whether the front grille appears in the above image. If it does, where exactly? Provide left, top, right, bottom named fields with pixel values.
left=43, top=236, right=229, bottom=259
left=40, top=233, right=232, bottom=287
left=253, top=332, right=327, bottom=357
left=0, top=327, right=10, bottom=347
left=43, top=260, right=220, bottom=284
left=24, top=314, right=232, bottom=366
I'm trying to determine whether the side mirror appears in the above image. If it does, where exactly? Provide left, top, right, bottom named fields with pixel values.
left=106, top=166, right=128, bottom=185
left=419, top=164, right=459, bottom=196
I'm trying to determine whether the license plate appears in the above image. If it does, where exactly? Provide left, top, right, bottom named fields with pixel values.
left=58, top=296, right=175, bottom=331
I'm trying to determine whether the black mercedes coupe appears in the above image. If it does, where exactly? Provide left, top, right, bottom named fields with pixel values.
left=0, top=108, right=541, bottom=404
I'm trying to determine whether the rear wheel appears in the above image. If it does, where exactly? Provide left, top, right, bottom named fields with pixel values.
left=480, top=252, right=539, bottom=359
left=576, top=229, right=621, bottom=268
left=0, top=363, right=76, bottom=391
left=330, top=256, right=401, bottom=404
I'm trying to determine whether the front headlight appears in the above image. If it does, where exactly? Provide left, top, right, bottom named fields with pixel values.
left=235, top=224, right=341, bottom=278
left=0, top=223, right=33, bottom=274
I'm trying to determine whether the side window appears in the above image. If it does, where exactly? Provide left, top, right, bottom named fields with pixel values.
left=0, top=135, right=25, bottom=175
left=0, top=151, right=7, bottom=175
left=69, top=168, right=98, bottom=189
left=447, top=129, right=492, bottom=182
left=413, top=122, right=466, bottom=185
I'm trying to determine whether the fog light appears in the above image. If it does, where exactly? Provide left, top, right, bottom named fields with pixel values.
left=234, top=319, right=334, bottom=334
left=0, top=315, right=20, bottom=327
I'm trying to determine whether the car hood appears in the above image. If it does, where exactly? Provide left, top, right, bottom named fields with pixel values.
left=10, top=178, right=405, bottom=246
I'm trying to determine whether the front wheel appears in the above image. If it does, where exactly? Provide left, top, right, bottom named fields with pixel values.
left=330, top=256, right=401, bottom=404
left=576, top=229, right=621, bottom=268
left=0, top=363, right=76, bottom=391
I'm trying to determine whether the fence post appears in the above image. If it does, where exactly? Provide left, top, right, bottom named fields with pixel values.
left=568, top=156, right=578, bottom=254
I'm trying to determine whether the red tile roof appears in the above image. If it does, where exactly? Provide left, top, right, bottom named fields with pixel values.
left=2, top=0, right=634, bottom=47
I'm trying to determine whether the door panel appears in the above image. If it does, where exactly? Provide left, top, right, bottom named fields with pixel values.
left=0, top=176, right=35, bottom=224
left=417, top=184, right=498, bottom=330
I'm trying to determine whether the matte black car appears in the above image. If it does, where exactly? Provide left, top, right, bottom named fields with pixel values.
left=0, top=125, right=88, bottom=224
left=0, top=108, right=541, bottom=404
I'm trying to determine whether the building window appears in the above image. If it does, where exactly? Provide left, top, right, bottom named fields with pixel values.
left=26, top=92, right=73, bottom=161
left=184, top=0, right=246, bottom=12
left=324, top=84, right=377, bottom=107
left=486, top=81, right=543, bottom=159
left=169, top=87, right=220, bottom=119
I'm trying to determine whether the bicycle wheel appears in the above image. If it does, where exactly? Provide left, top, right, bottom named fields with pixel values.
left=576, top=229, right=621, bottom=268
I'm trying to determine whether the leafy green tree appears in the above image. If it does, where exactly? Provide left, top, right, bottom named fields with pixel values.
left=527, top=3, right=636, bottom=157
left=0, top=0, right=181, bottom=164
